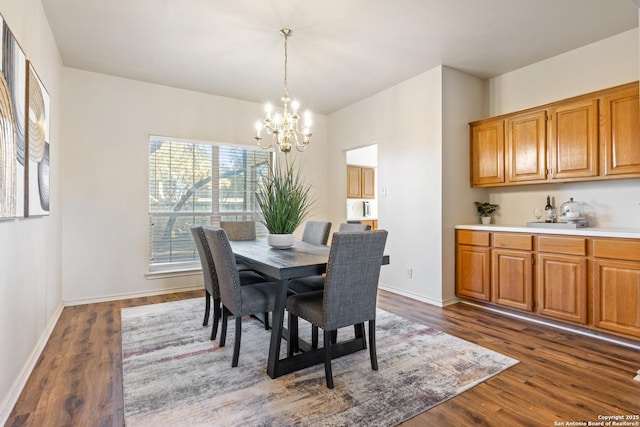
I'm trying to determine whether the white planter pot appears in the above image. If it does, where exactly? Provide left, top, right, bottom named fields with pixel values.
left=481, top=216, right=492, bottom=225
left=267, top=233, right=295, bottom=249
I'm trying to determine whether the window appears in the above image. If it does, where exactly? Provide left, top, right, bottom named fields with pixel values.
left=148, top=136, right=271, bottom=268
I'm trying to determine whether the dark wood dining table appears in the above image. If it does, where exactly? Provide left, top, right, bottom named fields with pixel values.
left=229, top=237, right=389, bottom=379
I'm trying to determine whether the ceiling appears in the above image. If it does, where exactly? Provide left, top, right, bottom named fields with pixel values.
left=41, top=0, right=638, bottom=115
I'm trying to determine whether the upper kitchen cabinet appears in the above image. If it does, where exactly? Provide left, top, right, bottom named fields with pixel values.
left=506, top=110, right=547, bottom=184
left=600, top=85, right=640, bottom=178
left=548, top=97, right=598, bottom=181
left=470, top=119, right=504, bottom=186
left=469, top=82, right=640, bottom=187
left=347, top=165, right=375, bottom=199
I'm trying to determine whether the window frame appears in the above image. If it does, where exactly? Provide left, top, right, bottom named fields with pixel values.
left=147, top=134, right=273, bottom=274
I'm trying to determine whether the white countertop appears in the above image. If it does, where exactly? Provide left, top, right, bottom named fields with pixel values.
left=347, top=217, right=378, bottom=221
left=455, top=224, right=640, bottom=239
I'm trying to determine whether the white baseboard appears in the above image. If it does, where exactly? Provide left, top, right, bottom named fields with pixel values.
left=378, top=284, right=459, bottom=307
left=0, top=302, right=64, bottom=426
left=64, top=284, right=203, bottom=306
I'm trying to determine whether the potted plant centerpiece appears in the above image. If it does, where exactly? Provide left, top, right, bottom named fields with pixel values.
left=256, top=159, right=314, bottom=249
left=475, top=201, right=499, bottom=225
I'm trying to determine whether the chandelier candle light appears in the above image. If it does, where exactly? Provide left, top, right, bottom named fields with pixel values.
left=255, top=28, right=312, bottom=154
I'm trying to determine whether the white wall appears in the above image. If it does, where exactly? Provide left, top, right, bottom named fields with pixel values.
left=60, top=69, right=329, bottom=303
left=441, top=67, right=486, bottom=303
left=486, top=29, right=640, bottom=228
left=328, top=67, right=447, bottom=304
left=328, top=66, right=485, bottom=306
left=0, top=0, right=63, bottom=422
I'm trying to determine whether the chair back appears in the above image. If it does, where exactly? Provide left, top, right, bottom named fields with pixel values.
left=338, top=222, right=371, bottom=232
left=190, top=225, right=219, bottom=298
left=220, top=221, right=256, bottom=241
left=322, top=230, right=388, bottom=331
left=301, top=221, right=332, bottom=245
left=204, top=227, right=243, bottom=314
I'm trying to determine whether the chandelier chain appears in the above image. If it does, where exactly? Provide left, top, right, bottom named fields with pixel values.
left=283, top=32, right=288, bottom=97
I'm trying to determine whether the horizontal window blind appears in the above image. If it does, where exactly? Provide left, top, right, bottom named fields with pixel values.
left=149, top=137, right=271, bottom=266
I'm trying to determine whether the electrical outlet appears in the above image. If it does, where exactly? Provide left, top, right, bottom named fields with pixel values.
left=407, top=268, right=412, bottom=279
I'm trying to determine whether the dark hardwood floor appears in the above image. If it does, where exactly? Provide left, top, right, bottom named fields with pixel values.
left=7, top=289, right=640, bottom=426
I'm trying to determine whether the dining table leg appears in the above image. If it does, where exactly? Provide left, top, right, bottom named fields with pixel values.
left=266, top=278, right=289, bottom=378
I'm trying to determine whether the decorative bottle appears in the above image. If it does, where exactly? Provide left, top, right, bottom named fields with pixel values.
left=544, top=196, right=555, bottom=223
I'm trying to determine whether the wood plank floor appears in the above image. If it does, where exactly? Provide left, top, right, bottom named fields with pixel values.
left=7, top=289, right=640, bottom=426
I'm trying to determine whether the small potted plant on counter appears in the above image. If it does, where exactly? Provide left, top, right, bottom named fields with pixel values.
left=475, top=201, right=499, bottom=225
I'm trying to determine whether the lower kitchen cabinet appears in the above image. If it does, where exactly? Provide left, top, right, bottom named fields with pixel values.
left=592, top=238, right=640, bottom=339
left=592, top=259, right=640, bottom=338
left=456, top=244, right=491, bottom=301
left=455, top=229, right=640, bottom=342
left=455, top=230, right=491, bottom=301
left=492, top=249, right=533, bottom=311
left=360, top=219, right=378, bottom=230
left=491, top=233, right=533, bottom=311
left=536, top=253, right=587, bottom=324
left=536, top=235, right=588, bottom=324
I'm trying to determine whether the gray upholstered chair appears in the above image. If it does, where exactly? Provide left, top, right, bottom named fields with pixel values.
left=205, top=227, right=278, bottom=367
left=301, top=221, right=332, bottom=245
left=286, top=230, right=388, bottom=388
left=288, top=221, right=332, bottom=295
left=220, top=220, right=256, bottom=240
left=190, top=225, right=267, bottom=340
left=338, top=222, right=371, bottom=232
left=220, top=220, right=258, bottom=272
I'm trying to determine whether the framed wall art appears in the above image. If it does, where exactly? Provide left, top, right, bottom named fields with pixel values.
left=25, top=60, right=50, bottom=217
left=0, top=15, right=26, bottom=220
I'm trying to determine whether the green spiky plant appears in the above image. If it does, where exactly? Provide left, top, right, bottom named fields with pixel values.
left=256, top=159, right=314, bottom=234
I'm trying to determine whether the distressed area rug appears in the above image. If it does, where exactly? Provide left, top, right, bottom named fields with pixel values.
left=122, top=298, right=517, bottom=426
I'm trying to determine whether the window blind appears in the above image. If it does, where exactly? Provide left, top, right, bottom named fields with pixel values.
left=149, top=136, right=271, bottom=266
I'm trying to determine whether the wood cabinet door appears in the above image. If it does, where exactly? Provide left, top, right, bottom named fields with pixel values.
left=536, top=253, right=587, bottom=324
left=506, top=110, right=547, bottom=183
left=360, top=220, right=377, bottom=230
left=600, top=85, right=640, bottom=178
left=346, top=165, right=361, bottom=198
left=548, top=98, right=598, bottom=180
left=593, top=259, right=640, bottom=338
left=492, top=249, right=533, bottom=311
left=361, top=167, right=375, bottom=199
left=471, top=120, right=504, bottom=186
left=456, top=244, right=491, bottom=301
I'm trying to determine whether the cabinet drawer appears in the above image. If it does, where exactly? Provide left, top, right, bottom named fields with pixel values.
left=493, top=233, right=532, bottom=250
left=593, top=239, right=640, bottom=262
left=537, top=236, right=586, bottom=256
left=457, top=230, right=490, bottom=247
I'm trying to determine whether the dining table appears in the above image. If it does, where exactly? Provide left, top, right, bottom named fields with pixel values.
left=229, top=237, right=390, bottom=379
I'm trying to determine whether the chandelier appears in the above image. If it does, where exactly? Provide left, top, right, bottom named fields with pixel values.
left=254, top=28, right=312, bottom=154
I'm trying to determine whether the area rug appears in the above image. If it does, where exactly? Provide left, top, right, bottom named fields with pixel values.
left=122, top=298, right=517, bottom=426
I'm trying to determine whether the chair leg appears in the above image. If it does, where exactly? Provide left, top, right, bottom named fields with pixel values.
left=354, top=323, right=366, bottom=348
left=368, top=319, right=378, bottom=371
left=330, top=330, right=337, bottom=344
left=311, top=325, right=319, bottom=349
left=287, top=313, right=299, bottom=357
left=220, top=306, right=229, bottom=347
left=211, top=297, right=221, bottom=340
left=232, top=316, right=242, bottom=367
left=263, top=312, right=270, bottom=330
left=203, top=290, right=211, bottom=326
left=324, top=330, right=334, bottom=389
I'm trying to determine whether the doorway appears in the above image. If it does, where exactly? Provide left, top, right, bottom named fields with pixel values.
left=345, top=144, right=378, bottom=228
